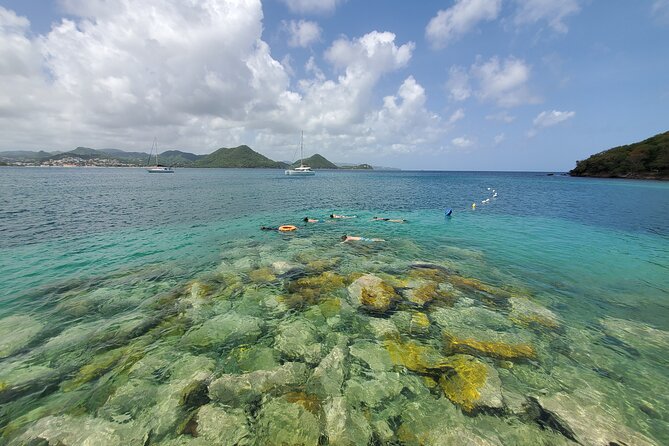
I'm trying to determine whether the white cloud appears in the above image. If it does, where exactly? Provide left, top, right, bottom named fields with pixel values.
left=513, top=0, right=581, bottom=33
left=448, top=108, right=465, bottom=124
left=0, top=3, right=447, bottom=162
left=446, top=56, right=537, bottom=107
left=445, top=66, right=471, bottom=101
left=452, top=136, right=473, bottom=148
left=493, top=133, right=505, bottom=144
left=533, top=109, right=575, bottom=127
left=280, top=0, right=344, bottom=15
left=285, top=19, right=321, bottom=48
left=471, top=56, right=539, bottom=107
left=426, top=0, right=501, bottom=48
left=528, top=109, right=574, bottom=137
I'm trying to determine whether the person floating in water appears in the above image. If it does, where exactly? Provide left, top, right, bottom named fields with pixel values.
left=341, top=234, right=385, bottom=242
left=330, top=213, right=357, bottom=219
left=372, top=216, right=406, bottom=223
left=303, top=217, right=320, bottom=223
left=261, top=225, right=298, bottom=232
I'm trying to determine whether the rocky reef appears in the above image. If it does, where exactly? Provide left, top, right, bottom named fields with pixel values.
left=0, top=235, right=664, bottom=446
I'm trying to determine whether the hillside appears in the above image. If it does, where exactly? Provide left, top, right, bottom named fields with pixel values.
left=194, top=145, right=287, bottom=168
left=155, top=150, right=203, bottom=166
left=292, top=154, right=338, bottom=169
left=570, top=131, right=669, bottom=180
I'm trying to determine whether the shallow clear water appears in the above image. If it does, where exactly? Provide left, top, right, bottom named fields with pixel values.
left=0, top=167, right=668, bottom=445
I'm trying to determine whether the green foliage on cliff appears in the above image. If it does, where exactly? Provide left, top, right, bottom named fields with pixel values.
left=570, top=131, right=669, bottom=180
left=194, top=145, right=287, bottom=168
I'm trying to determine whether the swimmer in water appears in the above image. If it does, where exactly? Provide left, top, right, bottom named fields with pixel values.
left=340, top=234, right=385, bottom=242
left=303, top=217, right=320, bottom=223
left=330, top=214, right=357, bottom=219
left=372, top=216, right=406, bottom=223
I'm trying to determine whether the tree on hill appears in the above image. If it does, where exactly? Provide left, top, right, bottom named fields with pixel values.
left=291, top=153, right=338, bottom=169
left=194, top=145, right=286, bottom=168
left=570, top=131, right=669, bottom=180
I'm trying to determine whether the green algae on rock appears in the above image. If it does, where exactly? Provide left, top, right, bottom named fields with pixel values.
left=509, top=297, right=561, bottom=330
left=347, top=274, right=399, bottom=313
left=438, top=354, right=503, bottom=412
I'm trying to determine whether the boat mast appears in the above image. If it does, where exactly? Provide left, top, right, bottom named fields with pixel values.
left=300, top=131, right=304, bottom=167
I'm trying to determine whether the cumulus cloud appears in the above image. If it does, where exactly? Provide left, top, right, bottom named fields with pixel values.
left=285, top=19, right=321, bottom=47
left=451, top=136, right=474, bottom=149
left=280, top=0, right=344, bottom=15
left=448, top=108, right=465, bottom=124
left=528, top=109, right=574, bottom=137
left=445, top=66, right=471, bottom=101
left=493, top=133, right=505, bottom=144
left=426, top=0, right=501, bottom=48
left=447, top=56, right=538, bottom=108
left=513, top=0, right=581, bottom=33
left=471, top=56, right=539, bottom=107
left=533, top=109, right=575, bottom=127
left=0, top=3, right=445, bottom=161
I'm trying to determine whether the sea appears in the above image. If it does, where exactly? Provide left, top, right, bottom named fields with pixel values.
left=0, top=167, right=668, bottom=445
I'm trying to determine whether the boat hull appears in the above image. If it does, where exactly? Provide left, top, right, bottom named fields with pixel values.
left=285, top=169, right=315, bottom=176
left=147, top=167, right=174, bottom=173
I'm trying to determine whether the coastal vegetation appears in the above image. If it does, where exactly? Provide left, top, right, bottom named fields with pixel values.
left=570, top=130, right=669, bottom=180
left=0, top=145, right=371, bottom=169
left=194, top=145, right=287, bottom=169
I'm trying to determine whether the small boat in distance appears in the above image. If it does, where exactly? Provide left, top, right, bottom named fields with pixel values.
left=147, top=138, right=174, bottom=173
left=285, top=132, right=315, bottom=176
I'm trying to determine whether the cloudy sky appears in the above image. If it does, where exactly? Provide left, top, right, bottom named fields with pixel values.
left=1, top=0, right=667, bottom=170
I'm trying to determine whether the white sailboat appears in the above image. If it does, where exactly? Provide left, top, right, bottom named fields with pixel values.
left=146, top=138, right=174, bottom=173
left=285, top=132, right=315, bottom=176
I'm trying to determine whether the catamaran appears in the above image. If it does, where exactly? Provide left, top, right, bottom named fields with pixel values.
left=146, top=138, right=174, bottom=173
left=285, top=132, right=315, bottom=176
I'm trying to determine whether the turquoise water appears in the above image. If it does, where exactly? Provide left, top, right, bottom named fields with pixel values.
left=0, top=167, right=668, bottom=445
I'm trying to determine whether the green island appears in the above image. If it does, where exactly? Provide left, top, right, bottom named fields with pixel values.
left=570, top=130, right=669, bottom=180
left=0, top=145, right=373, bottom=170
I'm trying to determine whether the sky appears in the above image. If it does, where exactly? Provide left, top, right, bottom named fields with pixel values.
left=0, top=0, right=668, bottom=170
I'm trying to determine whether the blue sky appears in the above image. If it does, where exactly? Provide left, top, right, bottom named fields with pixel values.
left=0, top=0, right=667, bottom=170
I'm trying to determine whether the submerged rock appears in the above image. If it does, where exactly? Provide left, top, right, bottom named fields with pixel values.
left=182, top=312, right=264, bottom=351
left=274, top=318, right=322, bottom=364
left=0, top=314, right=43, bottom=358
left=194, top=404, right=252, bottom=445
left=347, top=274, right=399, bottom=313
left=308, top=344, right=347, bottom=397
left=208, top=362, right=308, bottom=405
left=431, top=307, right=537, bottom=361
left=444, top=333, right=536, bottom=361
left=14, top=414, right=147, bottom=446
left=256, top=396, right=320, bottom=446
left=349, top=340, right=394, bottom=372
left=367, top=317, right=400, bottom=339
left=509, top=297, right=561, bottom=330
left=384, top=338, right=447, bottom=374
left=530, top=392, right=657, bottom=446
left=438, top=355, right=503, bottom=412
left=324, top=396, right=372, bottom=446
left=247, top=267, right=277, bottom=284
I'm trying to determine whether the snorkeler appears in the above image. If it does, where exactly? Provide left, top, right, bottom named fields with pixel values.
left=303, top=217, right=320, bottom=223
left=330, top=214, right=357, bottom=219
left=372, top=216, right=406, bottom=223
left=341, top=234, right=385, bottom=242
left=261, top=225, right=298, bottom=232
